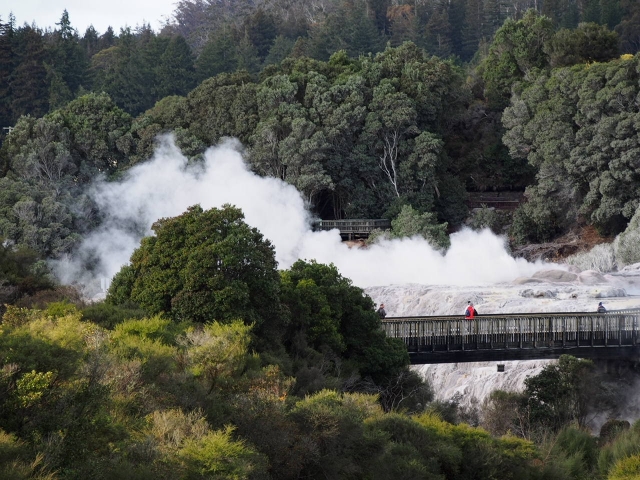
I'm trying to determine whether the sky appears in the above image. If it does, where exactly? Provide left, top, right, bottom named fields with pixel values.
left=3, top=0, right=178, bottom=34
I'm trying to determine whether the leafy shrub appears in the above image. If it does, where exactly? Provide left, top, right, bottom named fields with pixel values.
left=14, top=370, right=56, bottom=408
left=607, top=454, right=640, bottom=480
left=110, top=319, right=179, bottom=381
left=178, top=426, right=269, bottom=480
left=565, top=243, right=615, bottom=273
left=178, top=320, right=252, bottom=393
left=81, top=301, right=147, bottom=329
left=14, top=286, right=83, bottom=310
left=553, top=426, right=599, bottom=477
left=45, top=301, right=79, bottom=318
left=598, top=420, right=640, bottom=478
left=148, top=408, right=210, bottom=449
left=509, top=200, right=563, bottom=246
left=0, top=429, right=54, bottom=479
left=600, top=419, right=631, bottom=444
left=391, top=204, right=450, bottom=250
left=367, top=204, right=450, bottom=250
left=469, top=205, right=511, bottom=234
left=613, top=206, right=640, bottom=268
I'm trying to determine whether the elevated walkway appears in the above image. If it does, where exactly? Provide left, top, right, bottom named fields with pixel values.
left=381, top=309, right=640, bottom=364
left=313, top=219, right=391, bottom=240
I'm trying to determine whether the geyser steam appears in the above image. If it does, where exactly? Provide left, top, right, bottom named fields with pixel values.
left=53, top=136, right=547, bottom=291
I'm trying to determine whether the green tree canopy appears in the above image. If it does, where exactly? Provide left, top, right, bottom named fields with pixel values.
left=107, top=204, right=284, bottom=348
left=280, top=260, right=409, bottom=385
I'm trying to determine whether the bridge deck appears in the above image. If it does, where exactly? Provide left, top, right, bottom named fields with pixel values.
left=313, top=219, right=391, bottom=239
left=381, top=310, right=640, bottom=364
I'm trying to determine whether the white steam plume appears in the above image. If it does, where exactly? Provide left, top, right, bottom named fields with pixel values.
left=52, top=136, right=549, bottom=292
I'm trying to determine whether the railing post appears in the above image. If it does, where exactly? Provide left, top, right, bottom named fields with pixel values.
left=619, top=315, right=623, bottom=347
left=519, top=318, right=523, bottom=348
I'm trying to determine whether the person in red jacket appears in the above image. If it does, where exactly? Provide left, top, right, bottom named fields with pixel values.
left=465, top=302, right=477, bottom=319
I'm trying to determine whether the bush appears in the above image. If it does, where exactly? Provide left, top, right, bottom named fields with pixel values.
left=607, top=454, right=640, bottom=480
left=469, top=205, right=511, bottom=234
left=613, top=206, right=640, bottom=267
left=565, top=243, right=616, bottom=273
left=178, top=426, right=269, bottom=480
left=509, top=200, right=563, bottom=245
left=598, top=420, right=640, bottom=478
left=81, top=301, right=148, bottom=329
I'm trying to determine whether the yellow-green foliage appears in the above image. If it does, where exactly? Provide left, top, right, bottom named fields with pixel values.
left=15, top=370, right=56, bottom=408
left=178, top=426, right=269, bottom=479
left=179, top=320, right=253, bottom=391
left=599, top=420, right=640, bottom=478
left=1, top=305, right=42, bottom=328
left=413, top=412, right=538, bottom=479
left=608, top=454, right=640, bottom=480
left=110, top=315, right=180, bottom=379
left=147, top=408, right=210, bottom=449
left=291, top=389, right=383, bottom=426
left=1, top=306, right=94, bottom=377
left=45, top=301, right=80, bottom=318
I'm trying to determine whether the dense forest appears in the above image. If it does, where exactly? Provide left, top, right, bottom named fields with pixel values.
left=3, top=0, right=640, bottom=478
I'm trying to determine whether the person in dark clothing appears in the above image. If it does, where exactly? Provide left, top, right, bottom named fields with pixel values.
left=597, top=302, right=606, bottom=313
left=377, top=303, right=387, bottom=319
left=465, top=302, right=477, bottom=319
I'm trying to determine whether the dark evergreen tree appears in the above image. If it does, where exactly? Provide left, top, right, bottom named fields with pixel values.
left=545, top=22, right=619, bottom=68
left=483, top=0, right=504, bottom=39
left=424, top=4, right=453, bottom=57
left=543, top=0, right=579, bottom=29
left=447, top=0, right=467, bottom=57
left=0, top=15, right=16, bottom=129
left=346, top=2, right=385, bottom=57
left=243, top=9, right=277, bottom=60
left=264, top=35, right=295, bottom=66
left=235, top=33, right=261, bottom=74
left=367, top=0, right=392, bottom=34
left=387, top=5, right=420, bottom=48
left=601, top=0, right=623, bottom=29
left=47, top=10, right=89, bottom=110
left=9, top=25, right=48, bottom=119
left=582, top=0, right=602, bottom=24
left=155, top=35, right=195, bottom=98
left=615, top=0, right=640, bottom=53
left=195, top=28, right=238, bottom=81
left=91, top=27, right=152, bottom=115
left=80, top=25, right=100, bottom=58
left=98, top=26, right=116, bottom=50
left=461, top=0, right=484, bottom=61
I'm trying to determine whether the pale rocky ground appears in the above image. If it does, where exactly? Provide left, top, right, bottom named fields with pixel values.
left=364, top=263, right=640, bottom=431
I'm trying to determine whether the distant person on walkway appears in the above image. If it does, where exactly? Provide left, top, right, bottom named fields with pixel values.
left=377, top=303, right=387, bottom=319
left=597, top=302, right=607, bottom=313
left=465, top=302, right=477, bottom=319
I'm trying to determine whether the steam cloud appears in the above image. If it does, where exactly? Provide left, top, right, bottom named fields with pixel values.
left=53, top=136, right=549, bottom=294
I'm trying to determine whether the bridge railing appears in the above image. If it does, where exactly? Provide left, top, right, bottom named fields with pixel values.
left=313, top=219, right=391, bottom=238
left=381, top=309, right=640, bottom=357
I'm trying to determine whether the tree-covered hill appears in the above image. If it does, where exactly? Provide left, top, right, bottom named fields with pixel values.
left=2, top=6, right=640, bottom=298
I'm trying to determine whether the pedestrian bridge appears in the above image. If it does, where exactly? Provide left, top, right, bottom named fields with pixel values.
left=381, top=309, right=640, bottom=364
left=313, top=219, right=391, bottom=239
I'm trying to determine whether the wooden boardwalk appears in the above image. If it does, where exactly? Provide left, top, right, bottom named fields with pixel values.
left=313, top=219, right=391, bottom=239
left=381, top=309, right=640, bottom=364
